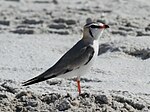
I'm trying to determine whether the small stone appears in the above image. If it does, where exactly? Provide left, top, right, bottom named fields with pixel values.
left=11, top=29, right=34, bottom=34
left=48, top=23, right=67, bottom=29
left=53, top=18, right=76, bottom=25
left=48, top=30, right=69, bottom=35
left=0, top=86, right=6, bottom=91
left=53, top=18, right=65, bottom=23
left=20, top=96, right=28, bottom=102
left=52, top=0, right=58, bottom=4
left=125, top=22, right=139, bottom=28
left=46, top=80, right=62, bottom=85
left=111, top=100, right=124, bottom=110
left=80, top=92, right=90, bottom=98
left=22, top=19, right=43, bottom=25
left=15, top=91, right=27, bottom=99
left=41, top=93, right=60, bottom=104
left=136, top=31, right=150, bottom=36
left=102, top=105, right=114, bottom=112
left=26, top=105, right=37, bottom=111
left=0, top=94, right=8, bottom=100
left=27, top=100, right=38, bottom=107
left=71, top=99, right=79, bottom=106
left=40, top=110, right=50, bottom=112
left=145, top=24, right=150, bottom=32
left=5, top=0, right=20, bottom=2
left=0, top=20, right=10, bottom=26
left=57, top=99, right=71, bottom=111
left=98, top=43, right=113, bottom=55
left=118, top=27, right=133, bottom=32
left=1, top=82, right=18, bottom=94
left=65, top=19, right=76, bottom=25
left=120, top=108, right=128, bottom=112
left=95, top=95, right=109, bottom=104
left=34, top=0, right=50, bottom=3
left=112, top=101, right=117, bottom=110
left=124, top=103, right=135, bottom=111
left=16, top=105, right=23, bottom=112
left=16, top=91, right=36, bottom=100
left=132, top=102, right=145, bottom=110
left=111, top=30, right=127, bottom=36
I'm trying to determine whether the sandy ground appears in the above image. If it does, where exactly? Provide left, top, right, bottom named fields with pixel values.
left=0, top=0, right=150, bottom=111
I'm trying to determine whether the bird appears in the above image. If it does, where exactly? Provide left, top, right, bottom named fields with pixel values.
left=22, top=21, right=109, bottom=94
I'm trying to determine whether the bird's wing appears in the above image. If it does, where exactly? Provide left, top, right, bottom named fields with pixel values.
left=22, top=40, right=94, bottom=86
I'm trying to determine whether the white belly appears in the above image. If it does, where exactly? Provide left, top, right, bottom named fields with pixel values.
left=58, top=40, right=99, bottom=79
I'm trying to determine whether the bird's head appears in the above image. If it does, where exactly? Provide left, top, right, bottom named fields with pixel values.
left=83, top=22, right=109, bottom=40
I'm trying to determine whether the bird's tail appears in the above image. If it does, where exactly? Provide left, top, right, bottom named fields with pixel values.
left=22, top=71, right=56, bottom=86
left=22, top=76, right=44, bottom=86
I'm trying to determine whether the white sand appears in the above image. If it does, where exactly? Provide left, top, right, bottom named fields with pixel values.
left=0, top=0, right=150, bottom=111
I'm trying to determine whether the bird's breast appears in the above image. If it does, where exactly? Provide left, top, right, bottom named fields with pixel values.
left=92, top=40, right=99, bottom=57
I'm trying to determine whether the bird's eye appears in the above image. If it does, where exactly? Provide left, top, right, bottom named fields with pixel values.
left=90, top=25, right=99, bottom=28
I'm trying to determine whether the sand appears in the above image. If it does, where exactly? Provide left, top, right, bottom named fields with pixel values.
left=0, top=0, right=150, bottom=111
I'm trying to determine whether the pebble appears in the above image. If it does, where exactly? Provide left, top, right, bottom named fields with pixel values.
left=56, top=99, right=71, bottom=111
left=53, top=18, right=76, bottom=25
left=41, top=93, right=60, bottom=104
left=95, top=95, right=109, bottom=104
left=1, top=82, right=18, bottom=94
left=98, top=43, right=113, bottom=55
left=0, top=20, right=10, bottom=26
left=11, top=29, right=34, bottom=34
left=15, top=91, right=28, bottom=99
left=136, top=31, right=150, bottom=36
left=111, top=30, right=127, bottom=36
left=22, top=19, right=43, bottom=25
left=48, top=30, right=69, bottom=35
left=48, top=23, right=67, bottom=29
left=0, top=94, right=8, bottom=100
left=145, top=24, right=150, bottom=32
left=27, top=100, right=38, bottom=107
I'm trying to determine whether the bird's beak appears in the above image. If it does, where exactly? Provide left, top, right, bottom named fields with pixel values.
left=103, top=24, right=109, bottom=29
left=100, top=24, right=109, bottom=29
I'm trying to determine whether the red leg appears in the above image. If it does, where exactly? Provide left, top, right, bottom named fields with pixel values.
left=77, top=79, right=81, bottom=95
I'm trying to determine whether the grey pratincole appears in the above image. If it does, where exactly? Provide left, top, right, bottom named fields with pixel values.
left=22, top=22, right=109, bottom=94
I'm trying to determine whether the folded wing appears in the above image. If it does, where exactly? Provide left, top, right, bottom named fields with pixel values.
left=22, top=40, right=94, bottom=86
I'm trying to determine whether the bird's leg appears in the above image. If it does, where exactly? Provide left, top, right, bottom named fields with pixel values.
left=77, top=77, right=81, bottom=95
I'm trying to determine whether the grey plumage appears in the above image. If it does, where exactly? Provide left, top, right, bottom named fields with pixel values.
left=22, top=21, right=109, bottom=91
left=22, top=39, right=94, bottom=86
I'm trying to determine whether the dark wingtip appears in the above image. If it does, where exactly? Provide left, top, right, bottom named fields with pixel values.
left=22, top=81, right=32, bottom=86
left=22, top=76, right=40, bottom=86
left=22, top=73, right=57, bottom=86
left=22, top=81, right=31, bottom=86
